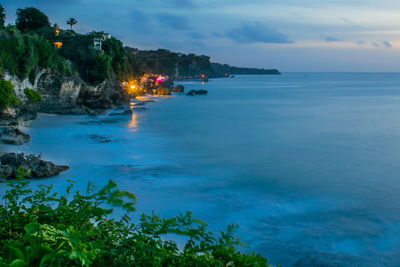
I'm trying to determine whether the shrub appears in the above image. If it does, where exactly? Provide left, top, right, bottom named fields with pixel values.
left=0, top=180, right=273, bottom=266
left=0, top=79, right=19, bottom=109
left=24, top=88, right=42, bottom=103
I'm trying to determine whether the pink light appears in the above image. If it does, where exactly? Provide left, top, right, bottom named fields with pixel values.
left=156, top=76, right=166, bottom=83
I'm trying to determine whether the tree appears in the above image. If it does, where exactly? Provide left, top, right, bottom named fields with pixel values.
left=0, top=4, right=5, bottom=29
left=15, top=7, right=50, bottom=32
left=66, top=17, right=78, bottom=30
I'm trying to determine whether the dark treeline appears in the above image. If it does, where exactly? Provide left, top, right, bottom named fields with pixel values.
left=0, top=6, right=279, bottom=86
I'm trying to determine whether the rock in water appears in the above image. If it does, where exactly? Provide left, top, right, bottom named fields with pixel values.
left=0, top=127, right=30, bottom=145
left=0, top=153, right=69, bottom=179
left=172, top=85, right=185, bottom=93
left=0, top=108, right=19, bottom=126
left=187, top=89, right=208, bottom=96
left=88, top=134, right=112, bottom=143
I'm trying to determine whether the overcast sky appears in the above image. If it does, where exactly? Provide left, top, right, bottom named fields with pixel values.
left=3, top=0, right=400, bottom=72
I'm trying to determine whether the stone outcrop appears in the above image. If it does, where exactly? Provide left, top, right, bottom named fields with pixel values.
left=0, top=127, right=30, bottom=145
left=0, top=108, right=20, bottom=126
left=3, top=70, right=129, bottom=116
left=36, top=72, right=84, bottom=114
left=0, top=153, right=69, bottom=179
left=187, top=89, right=208, bottom=96
left=77, top=79, right=126, bottom=110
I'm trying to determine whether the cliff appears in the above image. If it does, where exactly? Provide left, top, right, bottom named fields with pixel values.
left=125, top=48, right=281, bottom=78
left=2, top=70, right=127, bottom=116
left=211, top=63, right=281, bottom=75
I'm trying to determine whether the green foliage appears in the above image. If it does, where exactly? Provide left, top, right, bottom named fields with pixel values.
left=0, top=28, right=73, bottom=80
left=0, top=5, right=276, bottom=88
left=58, top=32, right=127, bottom=85
left=24, top=88, right=42, bottom=103
left=0, top=79, right=19, bottom=110
left=0, top=180, right=273, bottom=266
left=0, top=4, right=5, bottom=29
left=127, top=49, right=214, bottom=78
left=102, top=37, right=128, bottom=81
left=15, top=7, right=50, bottom=33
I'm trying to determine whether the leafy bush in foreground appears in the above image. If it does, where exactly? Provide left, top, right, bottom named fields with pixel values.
left=24, top=88, right=43, bottom=103
left=0, top=180, right=272, bottom=266
left=0, top=79, right=19, bottom=110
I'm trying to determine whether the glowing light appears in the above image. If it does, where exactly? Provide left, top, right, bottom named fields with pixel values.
left=126, top=81, right=138, bottom=96
left=156, top=76, right=166, bottom=83
left=54, top=41, right=63, bottom=48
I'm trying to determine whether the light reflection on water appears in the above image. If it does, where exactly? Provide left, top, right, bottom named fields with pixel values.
left=128, top=112, right=138, bottom=129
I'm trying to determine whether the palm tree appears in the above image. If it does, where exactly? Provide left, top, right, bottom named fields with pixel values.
left=66, top=18, right=77, bottom=30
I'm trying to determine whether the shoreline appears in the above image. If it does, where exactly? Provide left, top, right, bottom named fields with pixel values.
left=0, top=79, right=191, bottom=180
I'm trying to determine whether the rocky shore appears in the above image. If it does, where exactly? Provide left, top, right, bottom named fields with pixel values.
left=0, top=70, right=186, bottom=179
left=0, top=153, right=69, bottom=179
left=0, top=70, right=132, bottom=179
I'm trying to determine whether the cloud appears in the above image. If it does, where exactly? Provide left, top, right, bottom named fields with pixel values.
left=225, top=22, right=293, bottom=44
left=371, top=42, right=380, bottom=47
left=324, top=36, right=341, bottom=42
left=382, top=41, right=392, bottom=48
left=156, top=13, right=190, bottom=30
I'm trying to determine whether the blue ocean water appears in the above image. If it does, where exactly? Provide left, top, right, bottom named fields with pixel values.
left=3, top=73, right=400, bottom=266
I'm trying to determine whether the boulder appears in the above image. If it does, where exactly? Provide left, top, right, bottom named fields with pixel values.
left=172, top=85, right=185, bottom=93
left=0, top=127, right=30, bottom=145
left=187, top=89, right=208, bottom=96
left=0, top=108, right=19, bottom=126
left=157, top=87, right=172, bottom=95
left=77, top=80, right=127, bottom=110
left=18, top=106, right=38, bottom=121
left=0, top=153, right=69, bottom=179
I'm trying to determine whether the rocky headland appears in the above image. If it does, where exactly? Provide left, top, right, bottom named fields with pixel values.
left=0, top=69, right=132, bottom=179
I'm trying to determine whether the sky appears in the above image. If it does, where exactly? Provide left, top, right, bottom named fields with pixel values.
left=2, top=0, right=400, bottom=72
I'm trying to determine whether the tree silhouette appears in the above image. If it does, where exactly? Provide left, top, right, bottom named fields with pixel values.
left=0, top=4, right=5, bottom=29
left=16, top=7, right=50, bottom=32
left=66, top=17, right=77, bottom=30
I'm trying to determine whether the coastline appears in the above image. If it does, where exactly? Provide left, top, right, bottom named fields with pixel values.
left=4, top=73, right=400, bottom=266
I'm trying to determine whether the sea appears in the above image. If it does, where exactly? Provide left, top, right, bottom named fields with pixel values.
left=3, top=73, right=400, bottom=266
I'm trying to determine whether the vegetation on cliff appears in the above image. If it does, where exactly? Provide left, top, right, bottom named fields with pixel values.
left=0, top=5, right=280, bottom=87
left=0, top=27, right=73, bottom=81
left=0, top=79, right=19, bottom=109
left=0, top=179, right=272, bottom=266
left=24, top=88, right=42, bottom=103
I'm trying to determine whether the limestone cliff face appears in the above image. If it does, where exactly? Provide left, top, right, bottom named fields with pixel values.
left=4, top=70, right=127, bottom=115
left=35, top=71, right=84, bottom=113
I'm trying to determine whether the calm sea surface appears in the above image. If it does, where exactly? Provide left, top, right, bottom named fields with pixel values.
left=3, top=73, right=400, bottom=266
